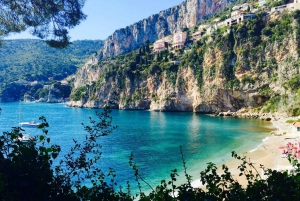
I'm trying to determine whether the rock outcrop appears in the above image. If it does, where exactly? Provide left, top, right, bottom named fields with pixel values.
left=69, top=4, right=300, bottom=115
left=83, top=0, right=229, bottom=65
left=74, top=0, right=230, bottom=88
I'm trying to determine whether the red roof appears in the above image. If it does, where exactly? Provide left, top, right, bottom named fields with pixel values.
left=293, top=122, right=300, bottom=127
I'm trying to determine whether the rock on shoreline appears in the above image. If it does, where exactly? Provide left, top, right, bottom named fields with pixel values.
left=215, top=110, right=273, bottom=121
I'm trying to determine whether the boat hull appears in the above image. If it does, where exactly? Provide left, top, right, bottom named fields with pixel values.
left=19, top=122, right=40, bottom=127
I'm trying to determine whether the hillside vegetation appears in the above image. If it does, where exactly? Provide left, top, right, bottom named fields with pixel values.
left=0, top=39, right=103, bottom=84
left=70, top=9, right=300, bottom=116
left=0, top=39, right=103, bottom=102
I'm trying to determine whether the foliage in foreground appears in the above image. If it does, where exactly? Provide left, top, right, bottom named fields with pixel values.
left=1, top=109, right=300, bottom=200
left=1, top=0, right=86, bottom=48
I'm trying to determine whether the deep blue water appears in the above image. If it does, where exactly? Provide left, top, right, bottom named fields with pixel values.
left=0, top=102, right=273, bottom=193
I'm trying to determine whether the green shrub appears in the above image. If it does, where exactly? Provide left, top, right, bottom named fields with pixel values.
left=291, top=107, right=300, bottom=116
left=263, top=94, right=281, bottom=112
left=225, top=78, right=240, bottom=89
left=286, top=74, right=300, bottom=91
left=241, top=75, right=256, bottom=84
left=258, top=86, right=272, bottom=96
left=262, top=14, right=293, bottom=43
left=70, top=86, right=87, bottom=101
left=286, top=119, right=294, bottom=123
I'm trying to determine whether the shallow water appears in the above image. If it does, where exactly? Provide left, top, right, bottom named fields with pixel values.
left=0, top=102, right=273, bottom=193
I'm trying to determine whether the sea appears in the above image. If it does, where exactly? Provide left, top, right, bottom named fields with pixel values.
left=0, top=102, right=274, bottom=194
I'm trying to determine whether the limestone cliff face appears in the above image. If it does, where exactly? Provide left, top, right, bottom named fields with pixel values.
left=91, top=0, right=228, bottom=60
left=69, top=28, right=299, bottom=112
left=74, top=0, right=229, bottom=88
left=70, top=6, right=300, bottom=114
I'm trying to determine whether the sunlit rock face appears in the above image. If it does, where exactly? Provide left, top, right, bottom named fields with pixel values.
left=92, top=0, right=229, bottom=61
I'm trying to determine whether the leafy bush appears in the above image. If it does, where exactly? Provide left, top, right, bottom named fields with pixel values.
left=36, top=88, right=49, bottom=99
left=266, top=0, right=287, bottom=7
left=221, top=31, right=236, bottom=82
left=225, top=78, right=240, bottom=89
left=263, top=94, right=281, bottom=112
left=70, top=86, right=87, bottom=101
left=241, top=75, right=256, bottom=85
left=290, top=107, right=300, bottom=116
left=258, top=85, right=272, bottom=96
left=262, top=14, right=293, bottom=43
left=286, top=74, right=300, bottom=91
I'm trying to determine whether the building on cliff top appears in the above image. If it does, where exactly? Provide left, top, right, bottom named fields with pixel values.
left=191, top=30, right=203, bottom=39
left=271, top=1, right=300, bottom=12
left=221, top=9, right=256, bottom=27
left=153, top=39, right=168, bottom=52
left=211, top=9, right=256, bottom=29
left=231, top=13, right=256, bottom=26
left=240, top=3, right=250, bottom=11
left=172, top=31, right=187, bottom=49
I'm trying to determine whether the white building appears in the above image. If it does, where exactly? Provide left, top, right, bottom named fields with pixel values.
left=172, top=31, right=187, bottom=49
left=240, top=3, right=249, bottom=11
left=286, top=1, right=300, bottom=10
left=153, top=39, right=168, bottom=52
left=271, top=1, right=300, bottom=12
left=210, top=9, right=256, bottom=29
left=191, top=30, right=203, bottom=39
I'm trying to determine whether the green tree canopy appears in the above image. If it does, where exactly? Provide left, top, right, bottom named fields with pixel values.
left=0, top=0, right=86, bottom=48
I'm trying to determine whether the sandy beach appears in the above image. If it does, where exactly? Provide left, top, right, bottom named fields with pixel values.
left=191, top=114, right=300, bottom=188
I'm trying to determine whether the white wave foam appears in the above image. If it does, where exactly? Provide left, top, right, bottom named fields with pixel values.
left=249, top=143, right=263, bottom=153
left=262, top=136, right=269, bottom=142
left=249, top=147, right=258, bottom=153
left=249, top=137, right=269, bottom=153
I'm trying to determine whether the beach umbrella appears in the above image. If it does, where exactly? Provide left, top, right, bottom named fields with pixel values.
left=278, top=146, right=286, bottom=149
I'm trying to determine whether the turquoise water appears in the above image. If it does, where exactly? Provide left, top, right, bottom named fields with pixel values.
left=0, top=102, right=273, bottom=193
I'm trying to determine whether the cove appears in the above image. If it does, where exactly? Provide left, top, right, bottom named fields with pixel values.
left=0, top=102, right=273, bottom=193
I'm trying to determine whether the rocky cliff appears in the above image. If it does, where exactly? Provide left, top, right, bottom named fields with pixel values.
left=83, top=0, right=229, bottom=67
left=69, top=7, right=300, bottom=115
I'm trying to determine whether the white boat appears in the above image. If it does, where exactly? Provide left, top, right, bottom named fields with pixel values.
left=19, top=121, right=40, bottom=127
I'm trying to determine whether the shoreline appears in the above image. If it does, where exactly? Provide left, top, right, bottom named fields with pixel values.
left=4, top=101, right=298, bottom=188
left=191, top=114, right=300, bottom=188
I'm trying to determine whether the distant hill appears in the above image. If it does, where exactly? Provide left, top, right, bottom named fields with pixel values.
left=0, top=39, right=104, bottom=85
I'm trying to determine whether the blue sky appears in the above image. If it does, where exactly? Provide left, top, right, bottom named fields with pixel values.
left=7, top=0, right=184, bottom=41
